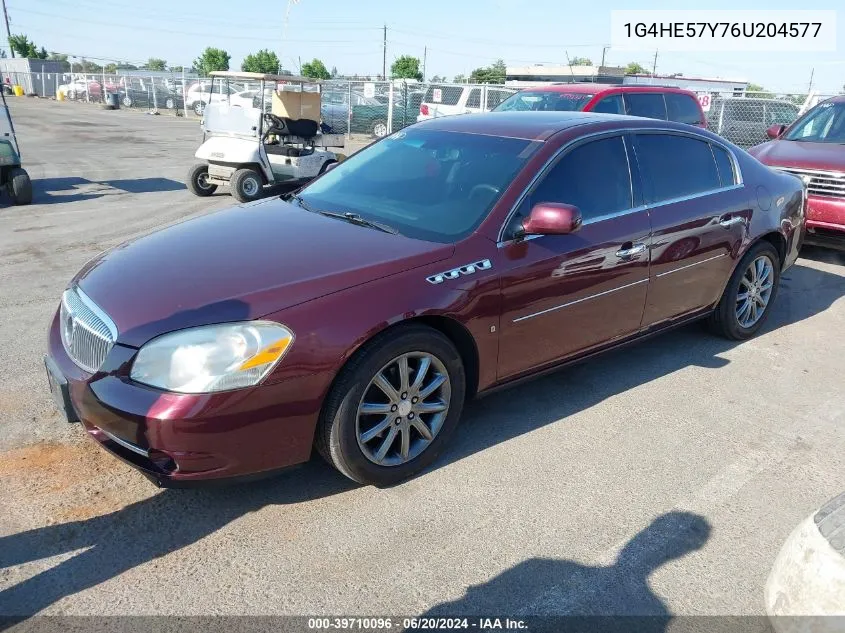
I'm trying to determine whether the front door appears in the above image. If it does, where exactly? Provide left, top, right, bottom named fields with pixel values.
left=631, top=132, right=749, bottom=327
left=497, top=134, right=651, bottom=381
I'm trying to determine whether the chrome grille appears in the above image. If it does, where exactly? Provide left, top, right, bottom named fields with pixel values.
left=775, top=167, right=845, bottom=199
left=60, top=287, right=117, bottom=373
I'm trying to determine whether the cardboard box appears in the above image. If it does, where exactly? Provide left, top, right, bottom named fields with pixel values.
left=271, top=90, right=321, bottom=122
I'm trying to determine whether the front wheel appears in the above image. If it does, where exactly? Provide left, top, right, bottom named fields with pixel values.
left=194, top=101, right=206, bottom=116
left=315, top=325, right=466, bottom=486
left=709, top=241, right=781, bottom=340
left=67, top=90, right=76, bottom=100
left=165, top=97, right=175, bottom=109
left=186, top=163, right=217, bottom=197
left=122, top=96, right=133, bottom=107
left=372, top=120, right=388, bottom=138
left=7, top=167, right=33, bottom=205
left=230, top=168, right=263, bottom=203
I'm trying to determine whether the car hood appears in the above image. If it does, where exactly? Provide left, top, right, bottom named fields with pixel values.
left=749, top=140, right=845, bottom=172
left=75, top=198, right=454, bottom=347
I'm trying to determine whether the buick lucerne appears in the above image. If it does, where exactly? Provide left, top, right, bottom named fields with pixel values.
left=45, top=112, right=806, bottom=487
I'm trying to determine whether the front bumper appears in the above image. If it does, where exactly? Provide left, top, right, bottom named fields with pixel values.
left=47, top=309, right=325, bottom=486
left=805, top=195, right=845, bottom=249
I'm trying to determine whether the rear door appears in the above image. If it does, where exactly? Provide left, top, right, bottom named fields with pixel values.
left=624, top=93, right=668, bottom=121
left=632, top=131, right=750, bottom=326
left=497, top=134, right=651, bottom=380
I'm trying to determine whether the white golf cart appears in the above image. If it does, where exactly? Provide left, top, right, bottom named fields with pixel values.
left=0, top=89, right=32, bottom=205
left=187, top=71, right=345, bottom=203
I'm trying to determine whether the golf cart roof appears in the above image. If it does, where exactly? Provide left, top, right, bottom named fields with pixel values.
left=209, top=71, right=320, bottom=83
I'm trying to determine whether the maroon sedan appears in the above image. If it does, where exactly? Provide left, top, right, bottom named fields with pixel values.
left=749, top=95, right=845, bottom=249
left=45, top=112, right=806, bottom=487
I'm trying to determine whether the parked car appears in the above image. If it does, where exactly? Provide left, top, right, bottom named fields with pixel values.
left=351, top=89, right=425, bottom=137
left=118, top=76, right=183, bottom=110
left=417, top=84, right=515, bottom=121
left=185, top=80, right=239, bottom=116
left=58, top=77, right=103, bottom=101
left=493, top=84, right=707, bottom=128
left=45, top=112, right=805, bottom=488
left=749, top=95, right=845, bottom=249
left=708, top=97, right=800, bottom=147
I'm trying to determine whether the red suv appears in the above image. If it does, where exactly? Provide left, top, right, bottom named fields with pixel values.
left=494, top=84, right=707, bottom=128
left=749, top=95, right=845, bottom=249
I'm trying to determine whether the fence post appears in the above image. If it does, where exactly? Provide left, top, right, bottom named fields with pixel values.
left=346, top=82, right=352, bottom=140
left=151, top=75, right=158, bottom=112
left=41, top=71, right=46, bottom=97
left=387, top=81, right=394, bottom=134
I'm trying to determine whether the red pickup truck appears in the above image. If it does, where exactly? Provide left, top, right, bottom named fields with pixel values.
left=749, top=95, right=845, bottom=250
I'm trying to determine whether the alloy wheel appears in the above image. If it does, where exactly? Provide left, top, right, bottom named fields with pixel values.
left=356, top=352, right=451, bottom=466
left=373, top=122, right=388, bottom=138
left=736, top=255, right=774, bottom=328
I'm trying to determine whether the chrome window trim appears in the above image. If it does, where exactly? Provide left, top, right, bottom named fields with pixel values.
left=654, top=253, right=727, bottom=278
left=496, top=126, right=745, bottom=246
left=512, top=278, right=649, bottom=323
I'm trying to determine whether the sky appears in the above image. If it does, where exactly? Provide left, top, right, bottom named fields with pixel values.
left=6, top=0, right=845, bottom=94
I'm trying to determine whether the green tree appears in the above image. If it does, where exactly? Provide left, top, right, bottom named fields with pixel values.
left=452, top=74, right=466, bottom=83
left=194, top=47, right=230, bottom=75
left=624, top=62, right=648, bottom=75
left=469, top=59, right=506, bottom=84
left=391, top=55, right=423, bottom=80
left=569, top=56, right=592, bottom=66
left=145, top=57, right=167, bottom=71
left=330, top=66, right=338, bottom=78
left=429, top=74, right=444, bottom=83
left=747, top=83, right=774, bottom=98
left=9, top=34, right=48, bottom=59
left=300, top=58, right=331, bottom=80
left=170, top=65, right=183, bottom=72
left=241, top=49, right=280, bottom=74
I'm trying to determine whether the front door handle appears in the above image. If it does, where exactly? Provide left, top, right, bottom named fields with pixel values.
left=719, top=215, right=744, bottom=228
left=616, top=243, right=647, bottom=259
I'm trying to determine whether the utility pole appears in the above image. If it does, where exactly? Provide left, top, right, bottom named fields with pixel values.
left=600, top=46, right=608, bottom=68
left=422, top=46, right=426, bottom=82
left=382, top=24, right=387, bottom=80
left=652, top=49, right=658, bottom=76
left=807, top=67, right=815, bottom=93
left=2, top=0, right=13, bottom=58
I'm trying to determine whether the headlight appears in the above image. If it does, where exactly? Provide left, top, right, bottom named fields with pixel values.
left=130, top=321, right=294, bottom=393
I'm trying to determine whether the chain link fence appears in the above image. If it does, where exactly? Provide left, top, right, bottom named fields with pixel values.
left=1, top=71, right=839, bottom=148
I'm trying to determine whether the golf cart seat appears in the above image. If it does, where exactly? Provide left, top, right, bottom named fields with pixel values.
left=270, top=116, right=319, bottom=140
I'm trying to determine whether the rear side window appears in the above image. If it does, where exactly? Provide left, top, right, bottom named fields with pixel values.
left=634, top=133, right=721, bottom=203
left=487, top=89, right=512, bottom=109
left=591, top=95, right=624, bottom=114
left=665, top=93, right=703, bottom=125
left=424, top=85, right=461, bottom=106
left=465, top=88, right=481, bottom=109
left=625, top=93, right=667, bottom=120
left=711, top=144, right=737, bottom=186
left=529, top=136, right=632, bottom=222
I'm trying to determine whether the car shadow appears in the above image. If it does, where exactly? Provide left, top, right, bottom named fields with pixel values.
left=422, top=511, right=711, bottom=631
left=0, top=261, right=841, bottom=617
left=28, top=176, right=185, bottom=205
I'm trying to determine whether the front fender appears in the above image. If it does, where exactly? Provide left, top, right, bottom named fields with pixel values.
left=195, top=136, right=261, bottom=164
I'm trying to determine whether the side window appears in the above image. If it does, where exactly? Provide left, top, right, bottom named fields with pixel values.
left=711, top=144, right=737, bottom=186
left=624, top=93, right=667, bottom=120
left=634, top=134, right=721, bottom=203
left=665, top=93, right=703, bottom=125
left=465, top=89, right=481, bottom=109
left=529, top=136, right=632, bottom=223
left=590, top=95, right=624, bottom=114
left=487, top=89, right=511, bottom=109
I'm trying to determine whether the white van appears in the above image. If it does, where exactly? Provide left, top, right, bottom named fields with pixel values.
left=417, top=84, right=515, bottom=122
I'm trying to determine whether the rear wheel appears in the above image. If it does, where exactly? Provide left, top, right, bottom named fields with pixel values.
left=122, top=96, right=133, bottom=107
left=7, top=167, right=32, bottom=205
left=67, top=89, right=76, bottom=100
left=194, top=101, right=206, bottom=116
left=165, top=97, right=175, bottom=109
left=315, top=325, right=466, bottom=486
left=186, top=163, right=217, bottom=197
left=230, top=168, right=263, bottom=203
left=372, top=120, right=388, bottom=138
left=709, top=241, right=780, bottom=340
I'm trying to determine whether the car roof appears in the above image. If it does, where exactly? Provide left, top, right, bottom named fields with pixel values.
left=516, top=83, right=697, bottom=96
left=415, top=111, right=683, bottom=141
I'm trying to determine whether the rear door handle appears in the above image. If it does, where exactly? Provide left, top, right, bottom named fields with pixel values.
left=719, top=215, right=744, bottom=228
left=616, top=243, right=647, bottom=259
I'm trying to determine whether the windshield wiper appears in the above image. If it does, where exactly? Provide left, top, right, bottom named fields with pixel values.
left=315, top=210, right=400, bottom=235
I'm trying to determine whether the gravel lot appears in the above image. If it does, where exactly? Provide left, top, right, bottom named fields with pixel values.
left=1, top=97, right=844, bottom=620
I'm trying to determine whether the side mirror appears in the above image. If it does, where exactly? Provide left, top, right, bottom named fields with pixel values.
left=766, top=124, right=786, bottom=139
left=522, top=202, right=582, bottom=236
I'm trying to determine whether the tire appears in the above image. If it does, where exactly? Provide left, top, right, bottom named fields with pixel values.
left=315, top=324, right=466, bottom=486
left=194, top=101, right=206, bottom=116
left=186, top=163, right=217, bottom=197
left=67, top=90, right=76, bottom=100
left=165, top=97, right=175, bottom=109
left=708, top=241, right=781, bottom=340
left=7, top=167, right=33, bottom=205
left=122, top=96, right=132, bottom=107
left=230, top=168, right=263, bottom=203
left=372, top=120, right=388, bottom=138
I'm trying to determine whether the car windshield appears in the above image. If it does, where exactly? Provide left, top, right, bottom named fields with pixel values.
left=297, top=128, right=540, bottom=243
left=783, top=101, right=845, bottom=143
left=494, top=91, right=593, bottom=112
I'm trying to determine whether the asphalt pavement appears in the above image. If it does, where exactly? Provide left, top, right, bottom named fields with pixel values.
left=1, top=97, right=844, bottom=619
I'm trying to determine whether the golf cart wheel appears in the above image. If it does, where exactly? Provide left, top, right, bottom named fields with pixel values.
left=230, top=168, right=263, bottom=203
left=122, top=96, right=133, bottom=107
left=372, top=120, right=388, bottom=138
left=7, top=167, right=33, bottom=205
left=186, top=163, right=217, bottom=197
left=165, top=97, right=175, bottom=109
left=194, top=101, right=206, bottom=116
